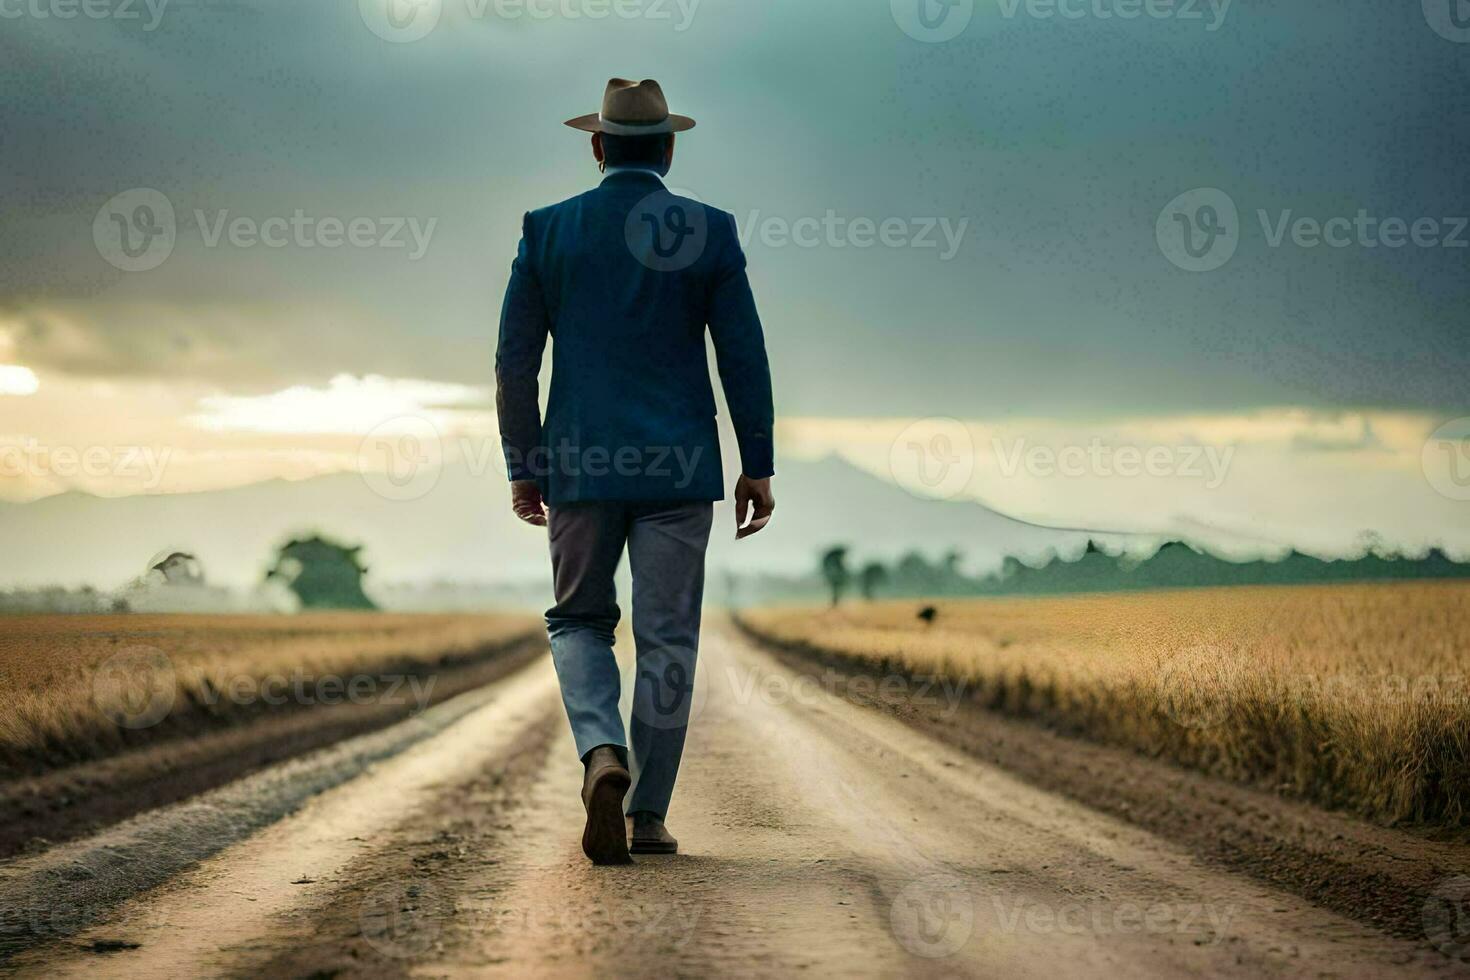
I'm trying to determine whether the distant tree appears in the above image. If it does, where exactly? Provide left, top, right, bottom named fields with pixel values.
left=265, top=535, right=376, bottom=610
left=894, top=551, right=934, bottom=595
left=940, top=550, right=964, bottom=594
left=819, top=546, right=851, bottom=608
left=859, top=562, right=888, bottom=601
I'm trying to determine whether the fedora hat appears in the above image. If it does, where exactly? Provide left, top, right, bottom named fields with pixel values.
left=565, top=78, right=696, bottom=136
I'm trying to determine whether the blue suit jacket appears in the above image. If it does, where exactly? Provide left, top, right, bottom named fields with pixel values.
left=496, top=170, right=774, bottom=505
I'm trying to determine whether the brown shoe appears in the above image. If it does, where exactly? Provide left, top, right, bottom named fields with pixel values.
left=627, top=811, right=678, bottom=855
left=581, top=746, right=632, bottom=865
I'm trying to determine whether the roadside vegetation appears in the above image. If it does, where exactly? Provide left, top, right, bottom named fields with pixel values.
left=738, top=582, right=1470, bottom=827
left=0, top=613, right=540, bottom=776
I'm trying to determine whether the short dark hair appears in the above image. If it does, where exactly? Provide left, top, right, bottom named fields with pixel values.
left=601, top=133, right=672, bottom=170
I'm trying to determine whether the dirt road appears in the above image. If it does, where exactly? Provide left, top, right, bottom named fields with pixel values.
left=2, top=621, right=1461, bottom=978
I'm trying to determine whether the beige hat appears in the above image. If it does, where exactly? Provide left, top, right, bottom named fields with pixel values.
left=565, top=78, right=696, bottom=136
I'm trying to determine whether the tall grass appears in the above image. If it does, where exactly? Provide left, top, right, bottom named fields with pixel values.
left=0, top=613, right=539, bottom=775
left=739, top=583, right=1470, bottom=827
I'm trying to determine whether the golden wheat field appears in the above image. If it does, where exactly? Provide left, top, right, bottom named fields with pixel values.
left=0, top=613, right=539, bottom=774
left=739, top=582, right=1470, bottom=828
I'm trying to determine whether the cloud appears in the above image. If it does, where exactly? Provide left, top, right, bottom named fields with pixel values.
left=0, top=302, right=416, bottom=390
left=188, top=374, right=490, bottom=435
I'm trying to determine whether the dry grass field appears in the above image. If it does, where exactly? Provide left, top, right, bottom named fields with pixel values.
left=739, top=582, right=1470, bottom=828
left=0, top=613, right=539, bottom=776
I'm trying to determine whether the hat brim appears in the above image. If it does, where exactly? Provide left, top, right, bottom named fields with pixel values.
left=564, top=113, right=697, bottom=134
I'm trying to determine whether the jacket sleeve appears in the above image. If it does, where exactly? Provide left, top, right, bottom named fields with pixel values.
left=707, top=213, right=775, bottom=480
left=495, top=213, right=551, bottom=483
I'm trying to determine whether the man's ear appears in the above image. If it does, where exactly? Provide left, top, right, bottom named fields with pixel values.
left=663, top=134, right=676, bottom=172
left=591, top=132, right=605, bottom=166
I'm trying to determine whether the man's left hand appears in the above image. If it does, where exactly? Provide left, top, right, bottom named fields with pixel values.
left=734, top=475, right=775, bottom=540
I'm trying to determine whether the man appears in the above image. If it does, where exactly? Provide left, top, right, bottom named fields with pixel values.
left=496, top=78, right=776, bottom=865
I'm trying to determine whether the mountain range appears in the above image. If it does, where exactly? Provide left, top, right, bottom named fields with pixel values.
left=0, top=456, right=1107, bottom=593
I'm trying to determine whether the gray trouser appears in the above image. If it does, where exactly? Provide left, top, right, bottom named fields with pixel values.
left=545, top=499, right=714, bottom=819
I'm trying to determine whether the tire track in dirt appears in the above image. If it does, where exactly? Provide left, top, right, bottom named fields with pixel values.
left=0, top=658, right=564, bottom=975
left=733, top=612, right=1470, bottom=944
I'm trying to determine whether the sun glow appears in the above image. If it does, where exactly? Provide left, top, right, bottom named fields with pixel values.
left=0, top=365, right=39, bottom=397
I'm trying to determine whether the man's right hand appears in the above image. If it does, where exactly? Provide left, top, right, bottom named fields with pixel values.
left=734, top=475, right=774, bottom=540
left=512, top=480, right=548, bottom=527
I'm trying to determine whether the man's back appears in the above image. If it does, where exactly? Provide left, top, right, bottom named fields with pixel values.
left=497, top=170, right=773, bottom=504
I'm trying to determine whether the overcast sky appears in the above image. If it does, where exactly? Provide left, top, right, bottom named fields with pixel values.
left=1, top=0, right=1467, bottom=559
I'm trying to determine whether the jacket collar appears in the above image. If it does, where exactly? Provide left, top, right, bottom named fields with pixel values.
left=599, top=169, right=666, bottom=191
